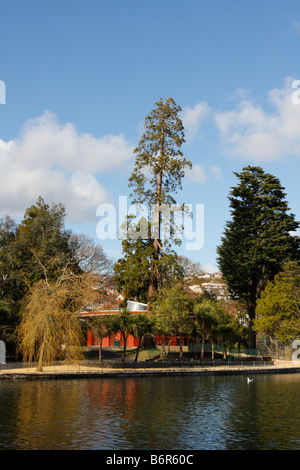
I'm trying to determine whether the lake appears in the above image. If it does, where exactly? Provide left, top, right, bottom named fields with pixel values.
left=0, top=372, right=300, bottom=450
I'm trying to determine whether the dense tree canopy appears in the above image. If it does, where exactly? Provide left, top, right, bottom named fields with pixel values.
left=15, top=196, right=74, bottom=285
left=217, top=166, right=300, bottom=348
left=114, top=231, right=153, bottom=303
left=254, top=261, right=300, bottom=343
left=153, top=284, right=193, bottom=358
left=0, top=197, right=112, bottom=361
left=0, top=216, right=24, bottom=352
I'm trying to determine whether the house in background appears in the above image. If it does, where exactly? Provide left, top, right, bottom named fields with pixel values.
left=81, top=298, right=147, bottom=348
left=81, top=297, right=192, bottom=353
left=81, top=275, right=235, bottom=353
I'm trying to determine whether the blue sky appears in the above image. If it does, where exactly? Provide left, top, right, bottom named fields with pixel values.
left=1, top=0, right=300, bottom=272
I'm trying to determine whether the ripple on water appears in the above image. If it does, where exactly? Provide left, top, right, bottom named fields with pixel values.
left=1, top=373, right=300, bottom=450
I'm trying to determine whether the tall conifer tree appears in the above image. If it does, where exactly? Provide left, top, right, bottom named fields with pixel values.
left=217, top=166, right=300, bottom=348
left=129, top=97, right=191, bottom=302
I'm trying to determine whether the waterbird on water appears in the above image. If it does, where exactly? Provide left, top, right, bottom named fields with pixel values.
left=247, top=377, right=253, bottom=383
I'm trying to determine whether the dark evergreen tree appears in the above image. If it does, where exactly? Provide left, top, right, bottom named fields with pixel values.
left=217, top=166, right=300, bottom=349
left=14, top=196, right=74, bottom=285
left=0, top=216, right=25, bottom=356
left=114, top=217, right=184, bottom=304
left=114, top=236, right=153, bottom=304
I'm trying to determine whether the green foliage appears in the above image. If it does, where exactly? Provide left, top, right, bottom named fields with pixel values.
left=217, top=166, right=300, bottom=347
left=193, top=298, right=219, bottom=348
left=132, top=313, right=154, bottom=339
left=114, top=236, right=153, bottom=303
left=132, top=313, right=155, bottom=361
left=192, top=297, right=247, bottom=357
left=114, top=309, right=136, bottom=362
left=0, top=300, right=17, bottom=355
left=0, top=216, right=25, bottom=301
left=0, top=197, right=77, bottom=357
left=211, top=305, right=247, bottom=355
left=254, top=261, right=300, bottom=343
left=129, top=97, right=191, bottom=207
left=153, top=284, right=193, bottom=357
left=0, top=196, right=111, bottom=359
left=154, top=251, right=184, bottom=292
left=0, top=216, right=25, bottom=353
left=114, top=218, right=184, bottom=304
left=128, top=97, right=192, bottom=299
left=14, top=196, right=74, bottom=285
left=86, top=314, right=118, bottom=361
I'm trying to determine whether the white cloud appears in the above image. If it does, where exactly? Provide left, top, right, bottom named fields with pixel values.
left=0, top=111, right=134, bottom=221
left=182, top=101, right=211, bottom=142
left=186, top=163, right=207, bottom=184
left=214, top=78, right=300, bottom=162
left=186, top=164, right=223, bottom=185
left=210, top=165, right=223, bottom=181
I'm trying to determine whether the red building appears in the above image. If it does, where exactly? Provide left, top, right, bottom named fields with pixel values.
left=81, top=299, right=148, bottom=348
left=81, top=293, right=194, bottom=353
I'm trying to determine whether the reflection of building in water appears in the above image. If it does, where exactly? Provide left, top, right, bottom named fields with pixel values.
left=83, top=377, right=139, bottom=438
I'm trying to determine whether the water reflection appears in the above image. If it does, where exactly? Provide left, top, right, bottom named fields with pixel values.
left=1, top=373, right=300, bottom=449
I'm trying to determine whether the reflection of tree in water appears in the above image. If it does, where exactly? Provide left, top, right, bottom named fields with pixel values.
left=83, top=376, right=208, bottom=449
left=5, top=374, right=300, bottom=450
left=14, top=380, right=83, bottom=449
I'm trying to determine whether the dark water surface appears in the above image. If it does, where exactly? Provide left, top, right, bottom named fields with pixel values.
left=1, top=373, right=300, bottom=450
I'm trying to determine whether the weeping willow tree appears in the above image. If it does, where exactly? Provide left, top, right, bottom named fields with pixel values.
left=17, top=268, right=98, bottom=372
left=15, top=198, right=112, bottom=371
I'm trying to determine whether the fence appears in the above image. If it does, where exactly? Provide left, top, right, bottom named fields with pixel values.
left=257, top=338, right=295, bottom=361
left=2, top=341, right=288, bottom=373
left=188, top=342, right=261, bottom=358
left=0, top=358, right=277, bottom=372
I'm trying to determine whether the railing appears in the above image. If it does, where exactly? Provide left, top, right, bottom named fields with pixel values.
left=188, top=342, right=261, bottom=357
left=0, top=358, right=277, bottom=372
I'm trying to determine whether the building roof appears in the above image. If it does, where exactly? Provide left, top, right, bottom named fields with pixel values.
left=81, top=299, right=148, bottom=317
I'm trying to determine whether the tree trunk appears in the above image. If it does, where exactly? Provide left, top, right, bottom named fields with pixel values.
left=122, top=333, right=128, bottom=362
left=98, top=337, right=103, bottom=362
left=247, top=300, right=257, bottom=350
left=167, top=337, right=171, bottom=356
left=134, top=336, right=143, bottom=362
left=179, top=334, right=183, bottom=359
left=37, top=341, right=45, bottom=372
left=148, top=256, right=158, bottom=303
left=248, top=319, right=256, bottom=351
left=147, top=162, right=163, bottom=304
